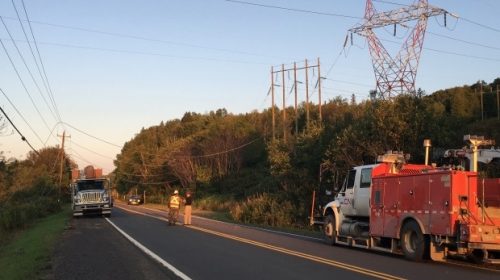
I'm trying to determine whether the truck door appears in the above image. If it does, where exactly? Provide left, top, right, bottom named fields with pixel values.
left=339, top=169, right=357, bottom=217
left=353, top=167, right=373, bottom=217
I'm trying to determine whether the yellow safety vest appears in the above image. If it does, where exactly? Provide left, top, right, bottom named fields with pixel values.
left=169, top=195, right=180, bottom=209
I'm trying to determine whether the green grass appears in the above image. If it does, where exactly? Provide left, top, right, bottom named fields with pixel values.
left=0, top=206, right=71, bottom=280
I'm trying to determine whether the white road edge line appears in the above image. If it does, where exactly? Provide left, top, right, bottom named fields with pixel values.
left=105, top=218, right=192, bottom=280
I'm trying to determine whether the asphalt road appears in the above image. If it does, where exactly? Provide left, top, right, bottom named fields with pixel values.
left=53, top=203, right=500, bottom=280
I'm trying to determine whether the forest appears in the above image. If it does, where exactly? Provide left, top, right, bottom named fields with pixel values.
left=113, top=78, right=500, bottom=228
left=1, top=78, right=499, bottom=231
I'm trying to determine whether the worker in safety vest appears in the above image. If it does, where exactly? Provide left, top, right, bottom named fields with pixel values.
left=168, top=190, right=181, bottom=225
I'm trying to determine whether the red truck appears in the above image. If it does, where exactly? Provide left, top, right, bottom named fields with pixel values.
left=319, top=152, right=500, bottom=263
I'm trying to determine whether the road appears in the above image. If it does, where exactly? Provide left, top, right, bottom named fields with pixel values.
left=54, top=202, right=500, bottom=280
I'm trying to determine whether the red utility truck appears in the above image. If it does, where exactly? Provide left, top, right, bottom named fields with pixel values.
left=319, top=152, right=500, bottom=263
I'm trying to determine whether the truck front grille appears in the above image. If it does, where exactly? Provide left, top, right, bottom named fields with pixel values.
left=81, top=192, right=103, bottom=203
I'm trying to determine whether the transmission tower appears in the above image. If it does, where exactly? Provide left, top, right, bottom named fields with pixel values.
left=349, top=0, right=449, bottom=99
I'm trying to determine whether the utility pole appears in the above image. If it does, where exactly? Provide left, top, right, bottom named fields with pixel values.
left=294, top=62, right=298, bottom=135
left=497, top=84, right=499, bottom=120
left=271, top=66, right=275, bottom=140
left=58, top=131, right=70, bottom=188
left=305, top=59, right=310, bottom=129
left=282, top=64, right=286, bottom=142
left=480, top=82, right=484, bottom=121
left=317, top=57, right=322, bottom=123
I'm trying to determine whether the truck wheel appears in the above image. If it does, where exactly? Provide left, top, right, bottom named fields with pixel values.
left=400, top=220, right=428, bottom=261
left=324, top=214, right=337, bottom=246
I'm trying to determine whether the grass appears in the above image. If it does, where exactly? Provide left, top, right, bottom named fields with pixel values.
left=0, top=206, right=71, bottom=280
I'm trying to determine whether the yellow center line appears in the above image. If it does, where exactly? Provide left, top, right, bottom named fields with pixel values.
left=189, top=225, right=406, bottom=280
left=116, top=204, right=406, bottom=280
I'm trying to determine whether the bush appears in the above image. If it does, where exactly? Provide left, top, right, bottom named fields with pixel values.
left=195, top=195, right=236, bottom=212
left=0, top=179, right=61, bottom=232
left=229, top=193, right=297, bottom=227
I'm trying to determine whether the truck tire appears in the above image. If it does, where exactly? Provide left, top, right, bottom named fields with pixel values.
left=324, top=214, right=337, bottom=246
left=400, top=220, right=428, bottom=262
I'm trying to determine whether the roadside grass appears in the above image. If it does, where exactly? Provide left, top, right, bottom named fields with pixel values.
left=0, top=205, right=71, bottom=280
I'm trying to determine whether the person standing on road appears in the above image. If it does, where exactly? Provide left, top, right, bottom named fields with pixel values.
left=183, top=192, right=193, bottom=225
left=168, top=190, right=181, bottom=225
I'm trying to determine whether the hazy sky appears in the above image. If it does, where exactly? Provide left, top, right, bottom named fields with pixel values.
left=0, top=0, right=499, bottom=173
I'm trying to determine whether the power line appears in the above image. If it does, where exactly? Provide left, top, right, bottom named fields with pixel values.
left=0, top=18, right=53, bottom=135
left=0, top=103, right=39, bottom=156
left=68, top=148, right=94, bottom=166
left=0, top=88, right=44, bottom=145
left=16, top=0, right=63, bottom=122
left=61, top=121, right=122, bottom=148
left=380, top=38, right=500, bottom=62
left=0, top=14, right=286, bottom=60
left=373, top=0, right=500, bottom=34
left=225, top=0, right=361, bottom=19
left=427, top=31, right=500, bottom=51
left=70, top=139, right=116, bottom=160
left=0, top=37, right=270, bottom=66
left=1, top=15, right=58, bottom=123
left=459, top=17, right=500, bottom=34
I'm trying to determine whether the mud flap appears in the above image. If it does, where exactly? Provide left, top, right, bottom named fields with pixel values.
left=430, top=241, right=446, bottom=262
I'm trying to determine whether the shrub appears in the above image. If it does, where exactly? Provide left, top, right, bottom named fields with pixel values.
left=229, top=193, right=297, bottom=227
left=0, top=180, right=61, bottom=232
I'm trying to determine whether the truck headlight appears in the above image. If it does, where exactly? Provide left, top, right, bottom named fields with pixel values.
left=103, top=193, right=109, bottom=202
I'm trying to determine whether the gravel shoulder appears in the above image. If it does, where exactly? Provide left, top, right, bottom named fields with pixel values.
left=51, top=214, right=177, bottom=280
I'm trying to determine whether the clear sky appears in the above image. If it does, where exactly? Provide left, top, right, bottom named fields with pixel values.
left=0, top=0, right=499, bottom=174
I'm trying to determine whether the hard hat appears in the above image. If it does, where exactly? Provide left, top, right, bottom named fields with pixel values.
left=174, top=190, right=179, bottom=194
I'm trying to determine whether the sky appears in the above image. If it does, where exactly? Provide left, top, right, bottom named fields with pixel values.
left=0, top=0, right=499, bottom=174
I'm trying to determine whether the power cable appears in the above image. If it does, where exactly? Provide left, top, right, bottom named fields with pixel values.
left=0, top=15, right=58, bottom=123
left=380, top=38, right=500, bottom=62
left=0, top=15, right=286, bottom=60
left=0, top=37, right=270, bottom=66
left=15, top=0, right=62, bottom=122
left=68, top=148, right=94, bottom=166
left=0, top=19, right=53, bottom=135
left=0, top=103, right=39, bottom=156
left=60, top=121, right=122, bottom=148
left=70, top=139, right=116, bottom=160
left=225, top=0, right=361, bottom=19
left=460, top=17, right=500, bottom=34
left=0, top=88, right=44, bottom=144
left=427, top=31, right=500, bottom=51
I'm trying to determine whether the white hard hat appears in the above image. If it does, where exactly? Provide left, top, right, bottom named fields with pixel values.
left=174, top=190, right=179, bottom=194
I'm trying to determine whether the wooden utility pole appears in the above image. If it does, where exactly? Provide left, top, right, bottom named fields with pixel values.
left=480, top=82, right=484, bottom=121
left=271, top=66, right=275, bottom=140
left=497, top=84, right=499, bottom=120
left=317, top=57, right=322, bottom=123
left=282, top=64, right=286, bottom=142
left=294, top=62, right=298, bottom=135
left=305, top=59, right=310, bottom=129
left=58, top=131, right=70, bottom=188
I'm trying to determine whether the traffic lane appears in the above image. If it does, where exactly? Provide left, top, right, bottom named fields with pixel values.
left=52, top=214, right=177, bottom=280
left=119, top=204, right=500, bottom=279
left=111, top=207, right=387, bottom=280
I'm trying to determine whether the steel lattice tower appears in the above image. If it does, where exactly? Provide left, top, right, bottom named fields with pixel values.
left=350, top=0, right=448, bottom=99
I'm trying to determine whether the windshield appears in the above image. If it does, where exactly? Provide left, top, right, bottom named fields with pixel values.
left=76, top=180, right=107, bottom=191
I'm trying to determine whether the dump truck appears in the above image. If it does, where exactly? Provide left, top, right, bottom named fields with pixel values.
left=315, top=137, right=500, bottom=263
left=71, top=166, right=112, bottom=217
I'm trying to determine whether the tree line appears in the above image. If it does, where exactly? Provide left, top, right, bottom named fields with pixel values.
left=113, top=79, right=500, bottom=227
